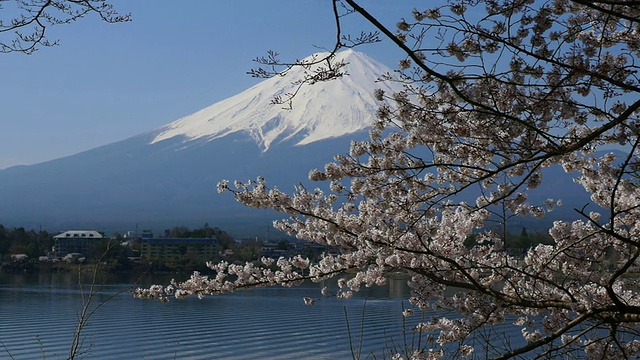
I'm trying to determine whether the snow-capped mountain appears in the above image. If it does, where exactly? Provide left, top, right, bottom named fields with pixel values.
left=151, top=49, right=395, bottom=150
left=0, top=50, right=403, bottom=237
left=0, top=49, right=591, bottom=237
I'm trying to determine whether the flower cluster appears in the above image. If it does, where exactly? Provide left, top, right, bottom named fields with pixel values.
left=137, top=0, right=640, bottom=358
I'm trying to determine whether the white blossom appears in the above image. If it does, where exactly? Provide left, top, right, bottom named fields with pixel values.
left=135, top=1, right=640, bottom=358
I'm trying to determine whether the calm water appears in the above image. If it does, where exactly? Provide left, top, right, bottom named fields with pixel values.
left=0, top=272, right=423, bottom=359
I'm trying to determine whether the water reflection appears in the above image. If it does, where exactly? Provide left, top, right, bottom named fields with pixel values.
left=0, top=272, right=415, bottom=360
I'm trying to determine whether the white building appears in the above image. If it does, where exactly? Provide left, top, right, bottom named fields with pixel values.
left=52, top=230, right=104, bottom=257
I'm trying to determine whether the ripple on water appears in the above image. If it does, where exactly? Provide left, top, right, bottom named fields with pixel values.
left=1, top=281, right=418, bottom=359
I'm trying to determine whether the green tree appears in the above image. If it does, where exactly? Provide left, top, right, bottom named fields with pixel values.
left=514, top=227, right=531, bottom=250
left=88, top=239, right=120, bottom=260
left=276, top=239, right=289, bottom=251
left=169, top=226, right=190, bottom=238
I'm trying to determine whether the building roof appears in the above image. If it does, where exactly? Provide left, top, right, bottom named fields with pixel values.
left=54, top=230, right=104, bottom=239
left=141, top=238, right=218, bottom=245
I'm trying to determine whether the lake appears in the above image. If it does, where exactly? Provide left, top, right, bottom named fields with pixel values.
left=0, top=272, right=425, bottom=359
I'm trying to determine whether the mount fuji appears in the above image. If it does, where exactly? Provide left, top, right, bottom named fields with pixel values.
left=0, top=49, right=592, bottom=237
left=0, top=50, right=404, bottom=237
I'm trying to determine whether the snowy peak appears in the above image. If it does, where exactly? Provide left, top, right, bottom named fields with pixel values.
left=150, top=50, right=400, bottom=150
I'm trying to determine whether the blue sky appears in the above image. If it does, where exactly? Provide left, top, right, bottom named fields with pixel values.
left=0, top=1, right=414, bottom=169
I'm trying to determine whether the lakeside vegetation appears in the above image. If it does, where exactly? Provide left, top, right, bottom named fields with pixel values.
left=0, top=223, right=556, bottom=275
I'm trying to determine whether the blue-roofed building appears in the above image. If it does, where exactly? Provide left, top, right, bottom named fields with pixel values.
left=140, top=237, right=219, bottom=261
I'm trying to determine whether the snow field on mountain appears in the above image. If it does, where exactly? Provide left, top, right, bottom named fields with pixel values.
left=151, top=50, right=402, bottom=151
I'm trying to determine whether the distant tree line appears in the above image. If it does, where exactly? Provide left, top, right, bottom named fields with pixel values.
left=167, top=223, right=235, bottom=250
left=0, top=225, right=52, bottom=259
left=464, top=227, right=554, bottom=256
left=0, top=223, right=236, bottom=261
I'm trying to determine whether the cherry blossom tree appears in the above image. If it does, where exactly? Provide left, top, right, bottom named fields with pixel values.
left=0, top=0, right=129, bottom=54
left=136, top=0, right=640, bottom=358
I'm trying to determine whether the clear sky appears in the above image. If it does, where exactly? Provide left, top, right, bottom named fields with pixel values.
left=0, top=1, right=415, bottom=169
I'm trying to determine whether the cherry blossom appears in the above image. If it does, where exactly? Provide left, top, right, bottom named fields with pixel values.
left=136, top=1, right=640, bottom=358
